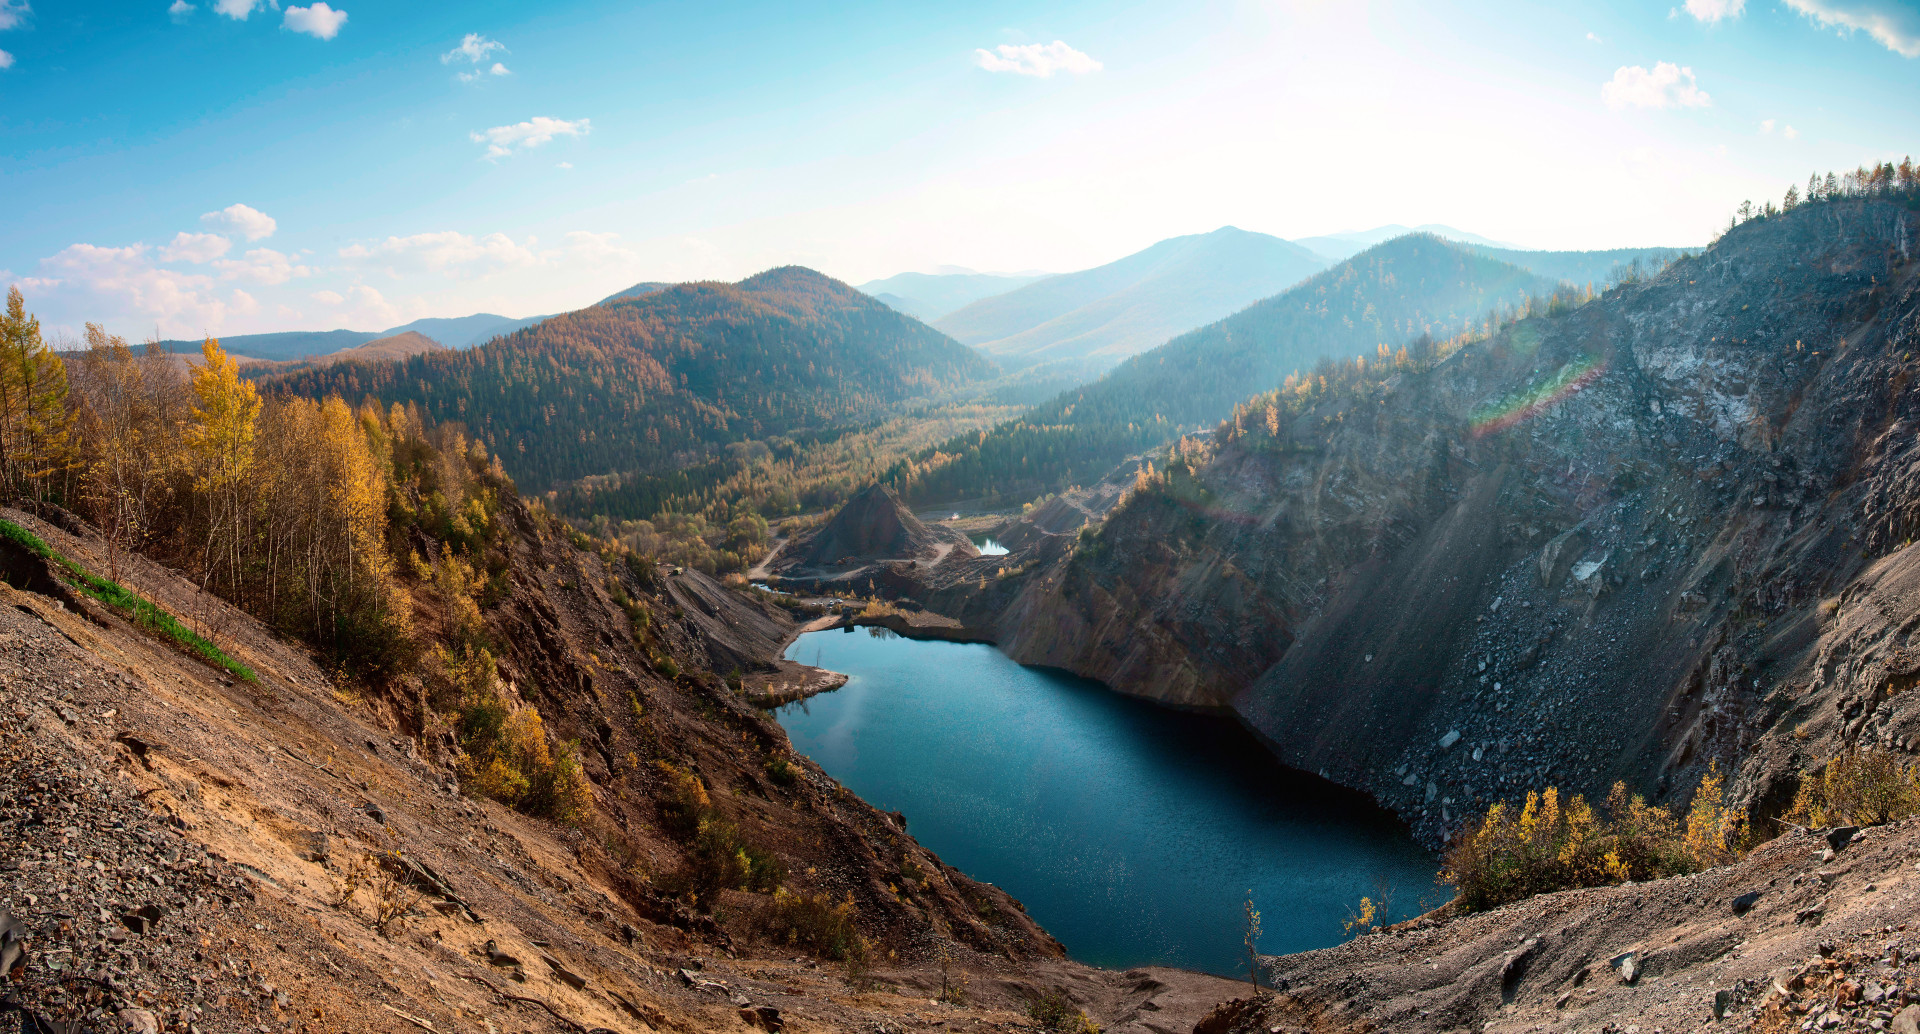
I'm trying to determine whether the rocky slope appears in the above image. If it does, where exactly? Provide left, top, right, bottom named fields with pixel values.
left=1206, top=818, right=1920, bottom=1034
left=961, top=198, right=1920, bottom=845
left=0, top=500, right=1247, bottom=1033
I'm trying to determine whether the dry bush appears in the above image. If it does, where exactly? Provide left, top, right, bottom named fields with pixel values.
left=1444, top=765, right=1748, bottom=911
left=765, top=889, right=864, bottom=961
left=438, top=645, right=592, bottom=824
left=1025, top=990, right=1102, bottom=1034
left=1789, top=750, right=1920, bottom=828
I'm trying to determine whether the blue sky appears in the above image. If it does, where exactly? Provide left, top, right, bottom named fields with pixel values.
left=4, top=0, right=1918, bottom=338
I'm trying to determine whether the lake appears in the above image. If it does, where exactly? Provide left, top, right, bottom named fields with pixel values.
left=777, top=628, right=1440, bottom=977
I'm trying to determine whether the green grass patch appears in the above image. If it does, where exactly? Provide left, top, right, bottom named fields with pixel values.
left=0, top=518, right=256, bottom=683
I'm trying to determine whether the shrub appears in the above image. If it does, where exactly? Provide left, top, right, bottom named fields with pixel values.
left=1025, top=990, right=1102, bottom=1033
left=439, top=646, right=592, bottom=824
left=1789, top=750, right=1920, bottom=828
left=765, top=889, right=865, bottom=961
left=764, top=756, right=799, bottom=787
left=665, top=817, right=785, bottom=902
left=1443, top=766, right=1748, bottom=912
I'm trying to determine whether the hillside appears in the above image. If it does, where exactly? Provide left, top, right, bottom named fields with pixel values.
left=933, top=227, right=1327, bottom=370
left=960, top=197, right=1920, bottom=850
left=893, top=234, right=1554, bottom=506
left=1293, top=222, right=1518, bottom=262
left=857, top=269, right=1050, bottom=322
left=1473, top=243, right=1689, bottom=288
left=160, top=312, right=544, bottom=362
left=263, top=266, right=999, bottom=495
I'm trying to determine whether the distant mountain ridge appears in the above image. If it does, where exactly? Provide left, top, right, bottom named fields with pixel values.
left=159, top=312, right=547, bottom=362
left=893, top=234, right=1557, bottom=506
left=1294, top=223, right=1522, bottom=262
left=855, top=270, right=1050, bottom=322
left=263, top=266, right=997, bottom=494
left=933, top=227, right=1328, bottom=372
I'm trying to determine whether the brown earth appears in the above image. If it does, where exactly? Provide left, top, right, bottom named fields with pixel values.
left=1203, top=819, right=1920, bottom=1034
left=0, top=501, right=1247, bottom=1033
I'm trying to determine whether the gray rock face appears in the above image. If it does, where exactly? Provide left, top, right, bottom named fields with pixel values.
left=995, top=199, right=1920, bottom=845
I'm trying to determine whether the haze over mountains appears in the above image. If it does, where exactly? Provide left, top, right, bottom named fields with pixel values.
left=932, top=227, right=1328, bottom=373
left=158, top=311, right=547, bottom=362
left=892, top=234, right=1559, bottom=506
left=855, top=269, right=1050, bottom=322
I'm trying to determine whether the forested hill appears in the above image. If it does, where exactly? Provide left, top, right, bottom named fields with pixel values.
left=263, top=266, right=997, bottom=494
left=889, top=234, right=1557, bottom=506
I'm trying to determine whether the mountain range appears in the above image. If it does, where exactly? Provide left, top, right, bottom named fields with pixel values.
left=158, top=311, right=547, bottom=362
left=854, top=269, right=1050, bottom=322
left=892, top=233, right=1559, bottom=506
left=263, top=266, right=995, bottom=495
left=931, top=227, right=1329, bottom=372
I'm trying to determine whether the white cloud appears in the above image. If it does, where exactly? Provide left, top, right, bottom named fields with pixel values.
left=214, top=247, right=310, bottom=285
left=1784, top=124, right=1801, bottom=139
left=469, top=116, right=589, bottom=159
left=442, top=33, right=504, bottom=64
left=213, top=0, right=266, bottom=21
left=0, top=0, right=28, bottom=30
left=974, top=40, right=1102, bottom=77
left=169, top=0, right=194, bottom=22
left=310, top=284, right=399, bottom=327
left=1586, top=31, right=1604, bottom=42
left=0, top=50, right=12, bottom=70
left=564, top=231, right=639, bottom=269
left=1684, top=0, right=1745, bottom=23
left=1760, top=118, right=1776, bottom=133
left=1601, top=62, right=1712, bottom=110
left=1783, top=0, right=1920, bottom=56
left=32, top=243, right=237, bottom=333
left=488, top=61, right=509, bottom=76
left=199, top=203, right=277, bottom=241
left=555, top=161, right=573, bottom=170
left=283, top=2, right=345, bottom=39
left=338, top=231, right=540, bottom=278
left=159, top=232, right=231, bottom=263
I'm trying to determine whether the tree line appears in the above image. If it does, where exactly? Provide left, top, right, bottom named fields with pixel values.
left=0, top=286, right=510, bottom=671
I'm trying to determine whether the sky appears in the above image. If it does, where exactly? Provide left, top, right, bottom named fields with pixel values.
left=3, top=0, right=1919, bottom=339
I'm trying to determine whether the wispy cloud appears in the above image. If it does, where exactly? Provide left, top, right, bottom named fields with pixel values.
left=200, top=203, right=277, bottom=241
left=213, top=0, right=267, bottom=21
left=339, top=231, right=540, bottom=277
left=1783, top=0, right=1920, bottom=56
left=214, top=247, right=311, bottom=285
left=168, top=0, right=195, bottom=22
left=1586, top=31, right=1604, bottom=43
left=159, top=231, right=231, bottom=263
left=973, top=40, right=1102, bottom=77
left=443, top=33, right=505, bottom=64
left=469, top=116, right=589, bottom=159
left=0, top=0, right=26, bottom=68
left=1683, top=0, right=1746, bottom=23
left=456, top=62, right=511, bottom=84
left=1601, top=62, right=1712, bottom=110
left=283, top=2, right=346, bottom=40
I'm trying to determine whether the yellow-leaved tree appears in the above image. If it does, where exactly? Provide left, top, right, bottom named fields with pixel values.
left=0, top=286, right=74, bottom=501
left=184, top=337, right=261, bottom=593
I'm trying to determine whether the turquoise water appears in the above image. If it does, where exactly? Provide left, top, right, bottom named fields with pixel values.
left=778, top=628, right=1441, bottom=977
